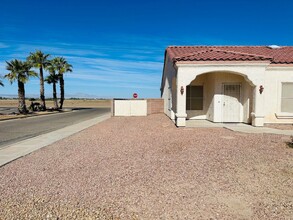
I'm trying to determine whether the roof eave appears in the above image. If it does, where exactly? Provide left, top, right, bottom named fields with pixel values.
left=175, top=60, right=272, bottom=65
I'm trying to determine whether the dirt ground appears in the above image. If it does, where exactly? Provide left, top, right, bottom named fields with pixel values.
left=0, top=99, right=111, bottom=120
left=0, top=114, right=292, bottom=219
left=0, top=99, right=111, bottom=108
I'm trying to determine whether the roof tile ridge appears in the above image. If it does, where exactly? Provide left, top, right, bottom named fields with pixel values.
left=168, top=45, right=270, bottom=48
left=173, top=49, right=214, bottom=60
left=213, top=48, right=273, bottom=59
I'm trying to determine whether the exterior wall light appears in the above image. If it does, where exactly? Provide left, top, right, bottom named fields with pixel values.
left=180, top=86, right=184, bottom=95
left=259, top=85, right=264, bottom=94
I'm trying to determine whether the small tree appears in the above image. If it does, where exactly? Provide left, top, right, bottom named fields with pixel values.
left=4, top=60, right=37, bottom=114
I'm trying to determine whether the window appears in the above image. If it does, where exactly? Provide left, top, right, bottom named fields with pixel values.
left=281, top=83, right=293, bottom=113
left=186, top=85, right=203, bottom=110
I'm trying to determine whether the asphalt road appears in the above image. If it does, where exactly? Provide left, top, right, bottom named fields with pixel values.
left=0, top=108, right=110, bottom=148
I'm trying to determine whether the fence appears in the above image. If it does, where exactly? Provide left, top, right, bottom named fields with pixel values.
left=112, top=99, right=164, bottom=116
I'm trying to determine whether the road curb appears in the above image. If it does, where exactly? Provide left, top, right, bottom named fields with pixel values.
left=0, top=113, right=111, bottom=167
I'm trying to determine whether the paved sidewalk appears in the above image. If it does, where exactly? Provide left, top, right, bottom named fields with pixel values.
left=224, top=123, right=293, bottom=135
left=0, top=113, right=111, bottom=167
left=186, top=120, right=293, bottom=136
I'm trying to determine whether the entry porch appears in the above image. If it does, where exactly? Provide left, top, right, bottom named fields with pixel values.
left=171, top=64, right=268, bottom=127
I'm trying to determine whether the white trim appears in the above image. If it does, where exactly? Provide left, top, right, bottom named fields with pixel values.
left=266, top=66, right=293, bottom=70
left=275, top=112, right=293, bottom=119
left=176, top=62, right=270, bottom=68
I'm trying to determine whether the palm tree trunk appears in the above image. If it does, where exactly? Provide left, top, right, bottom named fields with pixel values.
left=18, top=80, right=27, bottom=114
left=59, top=75, right=65, bottom=109
left=53, top=81, right=58, bottom=109
left=39, top=67, right=46, bottom=110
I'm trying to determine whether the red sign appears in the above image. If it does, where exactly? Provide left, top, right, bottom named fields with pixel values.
left=133, top=93, right=138, bottom=98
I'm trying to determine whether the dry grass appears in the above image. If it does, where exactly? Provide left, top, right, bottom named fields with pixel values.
left=0, top=99, right=111, bottom=120
left=0, top=115, right=26, bottom=120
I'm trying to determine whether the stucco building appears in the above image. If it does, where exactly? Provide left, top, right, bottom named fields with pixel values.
left=161, top=46, right=293, bottom=127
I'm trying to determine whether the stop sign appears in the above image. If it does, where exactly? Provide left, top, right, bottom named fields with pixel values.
left=133, top=93, right=138, bottom=98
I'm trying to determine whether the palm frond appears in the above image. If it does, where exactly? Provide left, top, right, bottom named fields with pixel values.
left=4, top=59, right=37, bottom=84
left=27, top=50, right=50, bottom=69
left=53, top=57, right=73, bottom=75
left=45, top=74, right=59, bottom=84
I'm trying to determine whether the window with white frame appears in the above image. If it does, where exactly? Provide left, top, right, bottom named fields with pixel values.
left=186, top=85, right=204, bottom=110
left=281, top=83, right=293, bottom=113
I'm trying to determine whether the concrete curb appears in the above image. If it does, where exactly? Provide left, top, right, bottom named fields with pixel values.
left=0, top=113, right=111, bottom=167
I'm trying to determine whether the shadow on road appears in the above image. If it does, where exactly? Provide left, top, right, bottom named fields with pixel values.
left=71, top=107, right=94, bottom=110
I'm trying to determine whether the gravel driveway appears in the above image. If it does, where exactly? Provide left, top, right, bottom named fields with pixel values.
left=0, top=114, right=292, bottom=219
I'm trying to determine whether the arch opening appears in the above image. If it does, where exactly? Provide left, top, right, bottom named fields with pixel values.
left=186, top=71, right=254, bottom=124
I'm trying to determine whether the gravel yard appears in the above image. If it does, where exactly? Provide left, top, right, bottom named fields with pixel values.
left=0, top=114, right=293, bottom=219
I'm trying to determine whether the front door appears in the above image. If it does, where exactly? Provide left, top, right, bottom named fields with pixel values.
left=223, top=84, right=241, bottom=122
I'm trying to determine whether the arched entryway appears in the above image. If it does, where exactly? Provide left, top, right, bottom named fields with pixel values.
left=186, top=71, right=255, bottom=124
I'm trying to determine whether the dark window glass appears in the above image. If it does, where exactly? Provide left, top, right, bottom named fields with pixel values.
left=186, top=85, right=203, bottom=110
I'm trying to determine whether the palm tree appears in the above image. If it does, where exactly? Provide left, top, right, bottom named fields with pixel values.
left=45, top=59, right=59, bottom=109
left=0, top=75, right=4, bottom=87
left=54, top=57, right=72, bottom=109
left=4, top=60, right=37, bottom=114
left=27, top=50, right=50, bottom=110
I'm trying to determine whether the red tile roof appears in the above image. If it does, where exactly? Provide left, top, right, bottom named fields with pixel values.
left=166, top=46, right=293, bottom=64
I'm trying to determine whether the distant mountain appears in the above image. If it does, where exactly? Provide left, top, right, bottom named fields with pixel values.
left=0, top=94, right=18, bottom=98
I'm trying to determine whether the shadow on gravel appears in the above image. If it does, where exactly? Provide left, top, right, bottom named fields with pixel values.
left=286, top=136, right=293, bottom=148
left=286, top=143, right=293, bottom=149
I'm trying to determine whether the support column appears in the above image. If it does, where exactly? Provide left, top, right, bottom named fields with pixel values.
left=175, top=70, right=187, bottom=127
left=251, top=86, right=265, bottom=126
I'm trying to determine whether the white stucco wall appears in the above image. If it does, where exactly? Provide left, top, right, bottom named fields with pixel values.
left=242, top=80, right=254, bottom=124
left=161, top=61, right=293, bottom=126
left=264, top=66, right=293, bottom=123
left=161, top=56, right=176, bottom=120
left=114, top=100, right=147, bottom=116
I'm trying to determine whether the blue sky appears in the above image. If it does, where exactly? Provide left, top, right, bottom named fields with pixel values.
left=1, top=0, right=293, bottom=98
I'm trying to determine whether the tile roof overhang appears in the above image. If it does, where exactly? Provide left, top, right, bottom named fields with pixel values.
left=166, top=46, right=293, bottom=64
